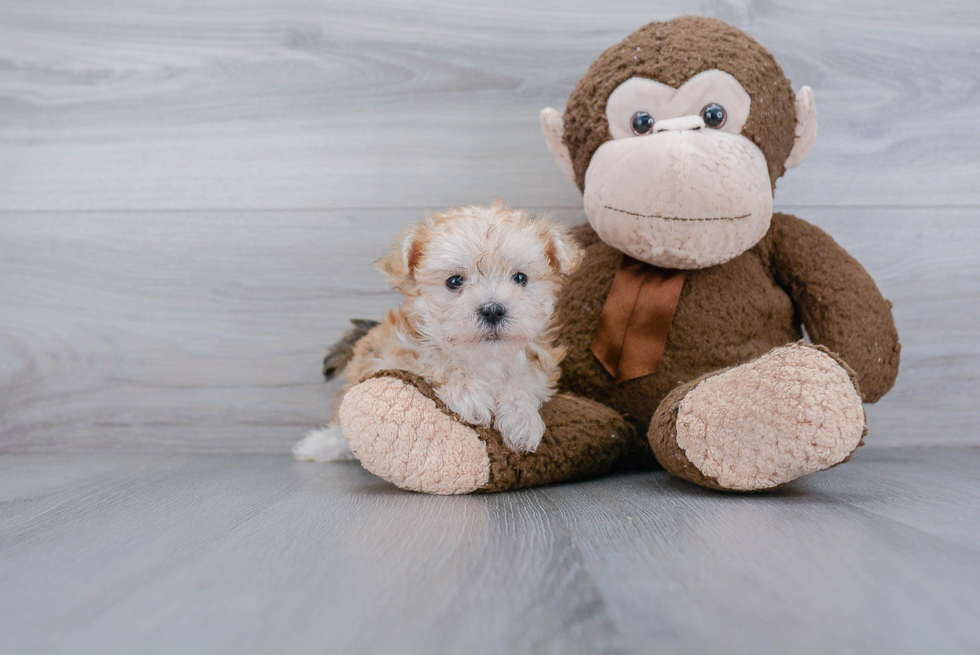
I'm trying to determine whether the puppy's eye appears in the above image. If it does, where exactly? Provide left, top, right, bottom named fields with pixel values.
left=700, top=103, right=727, bottom=129
left=445, top=275, right=465, bottom=290
left=511, top=272, right=528, bottom=286
left=631, top=111, right=655, bottom=135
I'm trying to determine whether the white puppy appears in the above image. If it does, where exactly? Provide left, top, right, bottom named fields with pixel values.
left=294, top=202, right=583, bottom=462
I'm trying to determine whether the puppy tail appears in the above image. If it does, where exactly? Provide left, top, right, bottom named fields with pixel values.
left=323, top=319, right=379, bottom=380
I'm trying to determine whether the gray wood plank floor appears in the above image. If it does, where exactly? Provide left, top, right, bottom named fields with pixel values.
left=1, top=448, right=978, bottom=655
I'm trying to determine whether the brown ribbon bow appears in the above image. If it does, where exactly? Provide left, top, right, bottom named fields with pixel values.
left=591, top=257, right=686, bottom=382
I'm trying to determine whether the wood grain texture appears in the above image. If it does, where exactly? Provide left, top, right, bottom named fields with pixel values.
left=0, top=448, right=978, bottom=654
left=0, top=1, right=977, bottom=454
left=1, top=4, right=977, bottom=652
left=1, top=207, right=977, bottom=453
left=0, top=0, right=978, bottom=211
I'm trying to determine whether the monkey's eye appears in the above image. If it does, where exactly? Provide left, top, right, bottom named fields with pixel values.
left=511, top=272, right=528, bottom=286
left=630, top=111, right=655, bottom=135
left=446, top=275, right=465, bottom=290
left=700, top=103, right=727, bottom=129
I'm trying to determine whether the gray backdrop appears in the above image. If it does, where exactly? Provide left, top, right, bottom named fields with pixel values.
left=1, top=0, right=977, bottom=453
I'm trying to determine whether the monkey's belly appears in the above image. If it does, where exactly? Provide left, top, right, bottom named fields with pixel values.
left=557, top=239, right=800, bottom=435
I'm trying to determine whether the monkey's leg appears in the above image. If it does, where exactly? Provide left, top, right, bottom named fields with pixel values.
left=648, top=342, right=867, bottom=492
left=339, top=370, right=629, bottom=494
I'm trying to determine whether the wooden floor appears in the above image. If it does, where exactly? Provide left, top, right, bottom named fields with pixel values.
left=1, top=447, right=979, bottom=655
left=2, top=0, right=979, bottom=653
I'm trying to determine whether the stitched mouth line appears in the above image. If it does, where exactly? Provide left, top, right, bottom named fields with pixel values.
left=604, top=205, right=751, bottom=222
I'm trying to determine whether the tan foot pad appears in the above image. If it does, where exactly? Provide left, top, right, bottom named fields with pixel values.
left=339, top=375, right=491, bottom=495
left=676, top=343, right=866, bottom=491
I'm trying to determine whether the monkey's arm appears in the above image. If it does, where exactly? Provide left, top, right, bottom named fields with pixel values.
left=769, top=213, right=900, bottom=402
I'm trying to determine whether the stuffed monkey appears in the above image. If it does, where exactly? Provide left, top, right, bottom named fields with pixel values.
left=335, top=16, right=900, bottom=494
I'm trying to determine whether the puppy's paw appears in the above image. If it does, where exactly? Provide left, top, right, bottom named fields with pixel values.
left=494, top=404, right=546, bottom=453
left=437, top=387, right=493, bottom=427
left=459, top=406, right=493, bottom=428
left=293, top=424, right=356, bottom=462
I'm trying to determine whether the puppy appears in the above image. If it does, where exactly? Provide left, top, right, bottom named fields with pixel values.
left=294, top=201, right=582, bottom=462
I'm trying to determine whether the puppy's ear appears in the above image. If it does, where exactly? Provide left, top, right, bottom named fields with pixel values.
left=376, top=221, right=427, bottom=290
left=539, top=219, right=583, bottom=276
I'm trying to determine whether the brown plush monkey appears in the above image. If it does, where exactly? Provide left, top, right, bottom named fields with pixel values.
left=334, top=16, right=900, bottom=494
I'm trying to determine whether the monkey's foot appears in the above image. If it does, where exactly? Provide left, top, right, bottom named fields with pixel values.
left=649, top=342, right=866, bottom=491
left=340, top=370, right=629, bottom=495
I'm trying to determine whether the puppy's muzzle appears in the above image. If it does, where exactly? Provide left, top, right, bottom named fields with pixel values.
left=478, top=303, right=507, bottom=326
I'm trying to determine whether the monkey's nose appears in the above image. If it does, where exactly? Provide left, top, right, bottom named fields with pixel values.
left=653, top=115, right=705, bottom=133
left=478, top=303, right=507, bottom=325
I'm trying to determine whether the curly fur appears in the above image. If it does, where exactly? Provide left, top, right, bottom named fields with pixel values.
left=297, top=202, right=583, bottom=458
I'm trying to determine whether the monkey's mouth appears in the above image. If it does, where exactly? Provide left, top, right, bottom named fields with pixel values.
left=604, top=205, right=750, bottom=222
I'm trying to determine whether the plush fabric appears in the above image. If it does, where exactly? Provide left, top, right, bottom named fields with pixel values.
left=591, top=258, right=686, bottom=381
left=562, top=16, right=797, bottom=192
left=674, top=342, right=865, bottom=491
left=342, top=212, right=898, bottom=493
left=649, top=344, right=869, bottom=491
left=341, top=370, right=630, bottom=494
left=769, top=215, right=901, bottom=402
left=540, top=107, right=576, bottom=181
left=786, top=86, right=818, bottom=168
left=478, top=391, right=630, bottom=493
left=582, top=127, right=775, bottom=269
left=604, top=70, right=752, bottom=140
left=555, top=216, right=900, bottom=441
left=340, top=372, right=491, bottom=495
left=558, top=218, right=794, bottom=446
left=333, top=16, right=900, bottom=494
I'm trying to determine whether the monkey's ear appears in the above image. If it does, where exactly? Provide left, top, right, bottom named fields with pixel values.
left=540, top=108, right=576, bottom=182
left=376, top=222, right=425, bottom=290
left=785, top=86, right=817, bottom=169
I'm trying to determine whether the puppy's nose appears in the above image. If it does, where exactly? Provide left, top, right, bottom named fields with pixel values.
left=478, top=303, right=506, bottom=326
